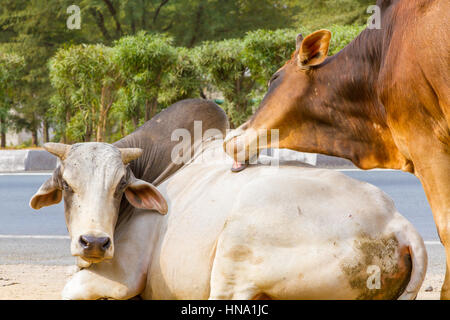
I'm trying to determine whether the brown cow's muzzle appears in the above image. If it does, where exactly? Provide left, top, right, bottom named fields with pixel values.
left=78, top=235, right=112, bottom=262
left=223, top=123, right=260, bottom=171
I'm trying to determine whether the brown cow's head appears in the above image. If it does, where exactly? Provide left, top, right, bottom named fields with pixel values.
left=224, top=29, right=411, bottom=171
left=29, top=142, right=168, bottom=266
left=224, top=30, right=333, bottom=164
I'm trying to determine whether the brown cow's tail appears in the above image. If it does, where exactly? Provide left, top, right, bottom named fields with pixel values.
left=395, top=217, right=428, bottom=300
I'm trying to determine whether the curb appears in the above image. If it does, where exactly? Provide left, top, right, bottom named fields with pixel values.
left=0, top=150, right=58, bottom=173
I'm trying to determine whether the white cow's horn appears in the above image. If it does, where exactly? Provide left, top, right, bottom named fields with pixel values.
left=119, top=148, right=143, bottom=164
left=44, top=143, right=71, bottom=160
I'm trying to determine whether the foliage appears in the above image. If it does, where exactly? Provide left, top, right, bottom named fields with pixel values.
left=291, top=0, right=375, bottom=29
left=243, top=29, right=299, bottom=86
left=194, top=38, right=255, bottom=127
left=0, top=50, right=26, bottom=147
left=113, top=32, right=176, bottom=123
left=49, top=44, right=121, bottom=142
left=0, top=0, right=371, bottom=144
left=158, top=47, right=203, bottom=106
left=326, top=24, right=366, bottom=55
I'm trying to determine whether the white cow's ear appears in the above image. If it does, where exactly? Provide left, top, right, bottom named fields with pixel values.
left=125, top=179, right=168, bottom=215
left=30, top=176, right=62, bottom=210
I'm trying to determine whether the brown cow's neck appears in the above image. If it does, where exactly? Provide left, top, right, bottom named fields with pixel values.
left=304, top=29, right=411, bottom=171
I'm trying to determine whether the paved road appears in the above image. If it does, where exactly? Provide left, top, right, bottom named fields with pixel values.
left=0, top=171, right=444, bottom=269
left=342, top=170, right=437, bottom=240
left=0, top=170, right=438, bottom=238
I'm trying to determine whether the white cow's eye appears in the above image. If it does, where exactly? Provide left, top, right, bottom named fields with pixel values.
left=62, top=180, right=73, bottom=192
left=114, top=177, right=128, bottom=198
left=119, top=177, right=128, bottom=189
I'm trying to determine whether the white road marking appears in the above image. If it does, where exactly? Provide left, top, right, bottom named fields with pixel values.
left=0, top=168, right=399, bottom=175
left=0, top=235, right=441, bottom=245
left=0, top=235, right=69, bottom=240
left=336, top=168, right=397, bottom=172
left=0, top=172, right=52, bottom=176
left=424, top=241, right=442, bottom=246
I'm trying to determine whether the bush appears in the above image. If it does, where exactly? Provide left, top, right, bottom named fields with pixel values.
left=326, top=24, right=366, bottom=55
left=243, top=28, right=299, bottom=86
left=46, top=24, right=365, bottom=139
left=194, top=38, right=255, bottom=127
left=113, top=32, right=177, bottom=122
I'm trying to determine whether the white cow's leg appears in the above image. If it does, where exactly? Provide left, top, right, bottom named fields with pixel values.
left=209, top=281, right=257, bottom=300
left=62, top=211, right=161, bottom=300
left=208, top=232, right=259, bottom=300
left=62, top=268, right=130, bottom=300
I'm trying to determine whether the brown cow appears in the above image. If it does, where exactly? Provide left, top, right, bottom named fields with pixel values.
left=224, top=0, right=450, bottom=299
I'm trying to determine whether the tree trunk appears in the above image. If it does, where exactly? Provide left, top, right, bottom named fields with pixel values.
left=97, top=86, right=114, bottom=142
left=132, top=115, right=139, bottom=130
left=97, top=109, right=108, bottom=142
left=85, top=119, right=92, bottom=142
left=97, top=102, right=105, bottom=142
left=31, top=129, right=38, bottom=147
left=0, top=116, right=6, bottom=148
left=144, top=97, right=158, bottom=122
left=144, top=99, right=150, bottom=122
left=89, top=102, right=96, bottom=142
left=134, top=104, right=141, bottom=129
left=120, top=120, right=125, bottom=138
left=188, top=3, right=204, bottom=47
left=96, top=117, right=104, bottom=142
left=43, top=119, right=49, bottom=143
left=64, top=109, right=71, bottom=143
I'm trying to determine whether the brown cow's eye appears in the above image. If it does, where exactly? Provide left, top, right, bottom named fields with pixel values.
left=269, top=72, right=282, bottom=87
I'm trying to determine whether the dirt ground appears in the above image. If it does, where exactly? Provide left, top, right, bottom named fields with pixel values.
left=0, top=264, right=444, bottom=300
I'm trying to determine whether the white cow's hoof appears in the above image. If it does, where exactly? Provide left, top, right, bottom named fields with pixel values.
left=61, top=279, right=88, bottom=300
left=61, top=269, right=130, bottom=300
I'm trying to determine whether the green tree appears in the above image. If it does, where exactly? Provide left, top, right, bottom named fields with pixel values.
left=194, top=39, right=255, bottom=127
left=112, top=41, right=202, bottom=136
left=158, top=47, right=203, bottom=106
left=0, top=0, right=90, bottom=145
left=326, top=24, right=366, bottom=55
left=74, top=0, right=298, bottom=47
left=113, top=32, right=177, bottom=123
left=243, top=28, right=299, bottom=83
left=1, top=0, right=369, bottom=145
left=0, top=51, right=25, bottom=148
left=290, top=0, right=374, bottom=29
left=49, top=44, right=121, bottom=142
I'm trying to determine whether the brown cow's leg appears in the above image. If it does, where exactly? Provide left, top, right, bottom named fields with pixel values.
left=411, top=149, right=450, bottom=299
left=443, top=262, right=450, bottom=299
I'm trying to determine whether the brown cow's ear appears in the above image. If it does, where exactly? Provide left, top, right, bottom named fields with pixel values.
left=125, top=179, right=168, bottom=215
left=295, top=33, right=304, bottom=50
left=30, top=176, right=62, bottom=210
left=298, top=29, right=331, bottom=68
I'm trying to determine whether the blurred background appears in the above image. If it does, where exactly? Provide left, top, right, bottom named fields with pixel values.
left=0, top=0, right=373, bottom=147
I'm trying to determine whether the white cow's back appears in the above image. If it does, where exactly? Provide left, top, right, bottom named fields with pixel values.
left=142, top=140, right=423, bottom=299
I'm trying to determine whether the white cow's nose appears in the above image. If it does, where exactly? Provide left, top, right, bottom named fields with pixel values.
left=79, top=235, right=111, bottom=256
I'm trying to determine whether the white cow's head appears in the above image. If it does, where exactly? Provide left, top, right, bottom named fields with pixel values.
left=29, top=142, right=167, bottom=265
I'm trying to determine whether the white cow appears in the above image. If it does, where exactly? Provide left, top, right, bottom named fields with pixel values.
left=31, top=138, right=427, bottom=300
